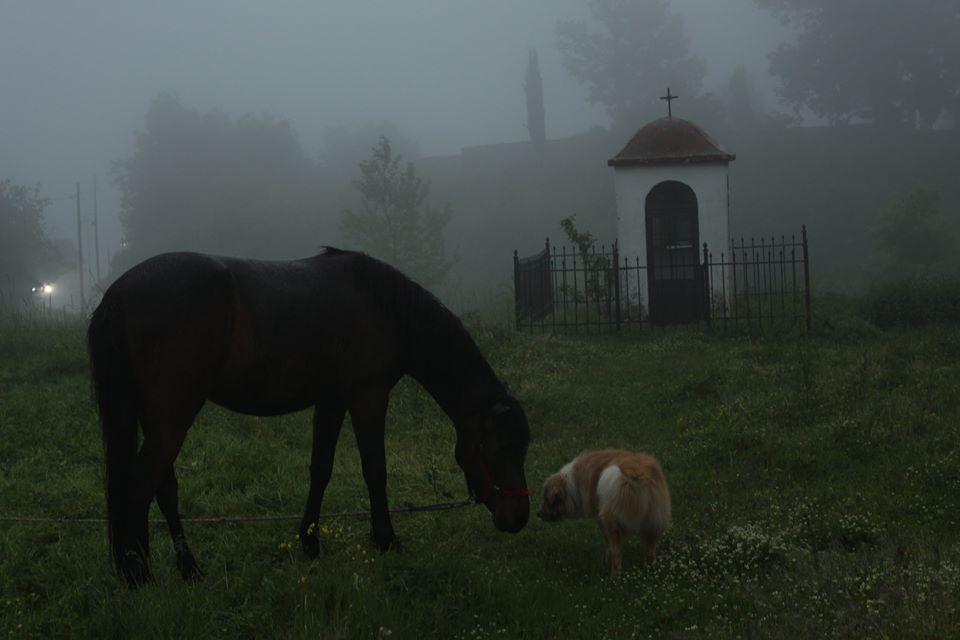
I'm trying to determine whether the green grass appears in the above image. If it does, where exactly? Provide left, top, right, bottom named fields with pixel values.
left=2, top=311, right=960, bottom=638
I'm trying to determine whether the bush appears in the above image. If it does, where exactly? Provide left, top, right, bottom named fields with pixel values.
left=864, top=277, right=960, bottom=328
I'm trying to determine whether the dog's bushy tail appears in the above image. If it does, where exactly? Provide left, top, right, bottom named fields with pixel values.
left=600, top=455, right=671, bottom=535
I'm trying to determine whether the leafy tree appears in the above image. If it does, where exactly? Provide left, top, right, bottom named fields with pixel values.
left=724, top=67, right=761, bottom=129
left=341, top=137, right=454, bottom=289
left=873, top=187, right=954, bottom=277
left=556, top=0, right=709, bottom=134
left=319, top=121, right=420, bottom=180
left=721, top=67, right=794, bottom=135
left=524, top=49, right=547, bottom=158
left=111, top=93, right=320, bottom=275
left=756, top=0, right=960, bottom=127
left=0, top=180, right=64, bottom=292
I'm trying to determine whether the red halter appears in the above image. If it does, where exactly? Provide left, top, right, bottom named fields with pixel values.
left=469, top=453, right=531, bottom=503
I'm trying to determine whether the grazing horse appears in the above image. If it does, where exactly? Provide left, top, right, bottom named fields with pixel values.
left=88, top=248, right=531, bottom=586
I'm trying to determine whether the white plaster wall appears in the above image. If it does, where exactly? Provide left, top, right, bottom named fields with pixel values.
left=612, top=163, right=730, bottom=312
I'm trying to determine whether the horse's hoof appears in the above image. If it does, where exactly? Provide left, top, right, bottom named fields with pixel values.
left=177, top=554, right=204, bottom=583
left=301, top=532, right=324, bottom=559
left=121, top=559, right=153, bottom=588
left=375, top=534, right=401, bottom=553
left=179, top=564, right=204, bottom=583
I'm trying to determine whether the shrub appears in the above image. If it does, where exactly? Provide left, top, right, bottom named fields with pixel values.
left=864, top=277, right=960, bottom=328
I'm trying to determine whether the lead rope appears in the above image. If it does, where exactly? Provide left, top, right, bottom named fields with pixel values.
left=0, top=498, right=474, bottom=526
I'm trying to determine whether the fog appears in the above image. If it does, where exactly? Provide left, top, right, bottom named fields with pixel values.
left=1, top=1, right=783, bottom=241
left=2, top=0, right=956, bottom=308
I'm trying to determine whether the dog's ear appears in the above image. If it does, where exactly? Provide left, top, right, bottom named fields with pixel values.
left=547, top=483, right=564, bottom=509
left=551, top=490, right=563, bottom=509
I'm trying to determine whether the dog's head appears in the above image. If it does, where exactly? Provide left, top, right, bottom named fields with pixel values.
left=537, top=474, right=567, bottom=523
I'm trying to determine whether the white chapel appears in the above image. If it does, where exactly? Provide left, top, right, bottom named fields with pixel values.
left=607, top=99, right=735, bottom=323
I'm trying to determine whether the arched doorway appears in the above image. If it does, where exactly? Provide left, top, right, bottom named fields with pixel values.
left=645, top=181, right=703, bottom=324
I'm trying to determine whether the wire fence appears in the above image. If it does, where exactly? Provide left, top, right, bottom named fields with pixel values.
left=0, top=499, right=475, bottom=527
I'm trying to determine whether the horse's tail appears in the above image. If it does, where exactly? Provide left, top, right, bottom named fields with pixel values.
left=88, top=295, right=144, bottom=580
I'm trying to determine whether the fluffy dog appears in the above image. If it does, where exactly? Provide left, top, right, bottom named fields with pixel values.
left=538, top=450, right=670, bottom=577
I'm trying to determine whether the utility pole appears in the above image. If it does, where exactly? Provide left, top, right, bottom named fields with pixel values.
left=93, top=175, right=102, bottom=283
left=75, top=182, right=85, bottom=313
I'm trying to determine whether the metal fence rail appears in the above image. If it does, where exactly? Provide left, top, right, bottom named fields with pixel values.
left=514, top=226, right=811, bottom=333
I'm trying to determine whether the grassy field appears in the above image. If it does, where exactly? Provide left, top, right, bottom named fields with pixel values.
left=2, top=307, right=960, bottom=638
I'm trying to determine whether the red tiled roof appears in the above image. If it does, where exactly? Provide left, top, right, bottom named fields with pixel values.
left=608, top=117, right=735, bottom=167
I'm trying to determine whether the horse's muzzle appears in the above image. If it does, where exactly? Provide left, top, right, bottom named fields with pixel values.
left=492, top=495, right=529, bottom=533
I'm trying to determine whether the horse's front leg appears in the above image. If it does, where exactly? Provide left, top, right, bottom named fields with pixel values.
left=349, top=388, right=399, bottom=551
left=300, top=403, right=346, bottom=558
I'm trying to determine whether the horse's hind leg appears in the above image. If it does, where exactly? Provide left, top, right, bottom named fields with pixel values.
left=120, top=441, right=177, bottom=586
left=156, top=467, right=203, bottom=581
left=116, top=486, right=152, bottom=586
left=132, top=398, right=203, bottom=583
left=300, top=403, right=346, bottom=558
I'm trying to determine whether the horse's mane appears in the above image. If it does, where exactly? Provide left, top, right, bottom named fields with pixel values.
left=320, top=248, right=502, bottom=408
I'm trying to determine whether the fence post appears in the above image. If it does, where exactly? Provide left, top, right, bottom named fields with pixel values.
left=613, top=241, right=622, bottom=331
left=702, top=242, right=711, bottom=330
left=547, top=238, right=556, bottom=334
left=513, top=249, right=521, bottom=331
left=802, top=224, right=812, bottom=332
left=544, top=237, right=551, bottom=334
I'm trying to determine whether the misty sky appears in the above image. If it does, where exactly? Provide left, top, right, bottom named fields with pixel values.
left=1, top=0, right=788, bottom=250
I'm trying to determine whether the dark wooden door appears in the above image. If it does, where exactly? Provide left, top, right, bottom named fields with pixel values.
left=645, top=181, right=703, bottom=324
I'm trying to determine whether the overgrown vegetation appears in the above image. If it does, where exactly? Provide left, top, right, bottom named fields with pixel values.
left=872, top=187, right=956, bottom=279
left=2, top=300, right=960, bottom=638
left=559, top=214, right=614, bottom=312
left=864, top=277, right=960, bottom=328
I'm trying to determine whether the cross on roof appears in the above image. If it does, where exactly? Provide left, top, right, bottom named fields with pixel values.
left=660, top=88, right=679, bottom=119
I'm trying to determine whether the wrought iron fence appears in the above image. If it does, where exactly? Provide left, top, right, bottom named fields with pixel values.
left=513, top=227, right=811, bottom=333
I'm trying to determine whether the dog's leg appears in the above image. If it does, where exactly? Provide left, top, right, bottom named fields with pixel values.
left=598, top=512, right=623, bottom=578
left=642, top=530, right=661, bottom=565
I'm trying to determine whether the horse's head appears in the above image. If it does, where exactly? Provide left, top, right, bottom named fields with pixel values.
left=456, top=394, right=531, bottom=533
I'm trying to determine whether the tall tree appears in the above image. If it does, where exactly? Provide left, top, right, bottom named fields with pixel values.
left=756, top=0, right=960, bottom=127
left=111, top=93, right=320, bottom=275
left=319, top=121, right=420, bottom=180
left=725, top=67, right=759, bottom=126
left=556, top=0, right=708, bottom=133
left=0, top=180, right=64, bottom=291
left=524, top=49, right=547, bottom=158
left=341, top=137, right=454, bottom=289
